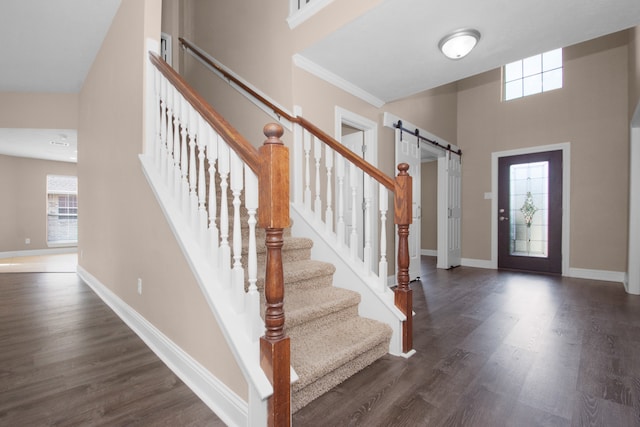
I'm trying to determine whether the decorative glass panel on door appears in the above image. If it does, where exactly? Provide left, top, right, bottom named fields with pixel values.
left=509, top=161, right=548, bottom=258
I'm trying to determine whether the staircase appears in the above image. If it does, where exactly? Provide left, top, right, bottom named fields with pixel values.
left=250, top=220, right=392, bottom=411
left=144, top=45, right=412, bottom=425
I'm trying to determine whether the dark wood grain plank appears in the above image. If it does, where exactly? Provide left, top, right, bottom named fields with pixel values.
left=0, top=272, right=223, bottom=426
left=294, top=256, right=640, bottom=426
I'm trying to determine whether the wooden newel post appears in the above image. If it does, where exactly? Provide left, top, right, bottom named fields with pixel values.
left=394, top=163, right=413, bottom=354
left=258, top=123, right=291, bottom=427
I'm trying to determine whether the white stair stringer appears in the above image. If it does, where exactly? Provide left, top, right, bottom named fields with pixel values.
left=290, top=204, right=410, bottom=357
left=139, top=153, right=301, bottom=424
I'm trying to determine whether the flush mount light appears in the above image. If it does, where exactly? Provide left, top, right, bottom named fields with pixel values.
left=438, top=29, right=481, bottom=60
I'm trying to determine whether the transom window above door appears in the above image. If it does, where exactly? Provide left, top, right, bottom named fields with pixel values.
left=503, top=48, right=563, bottom=101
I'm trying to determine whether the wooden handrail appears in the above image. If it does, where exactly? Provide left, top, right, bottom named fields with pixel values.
left=149, top=51, right=261, bottom=175
left=179, top=38, right=395, bottom=191
left=180, top=38, right=294, bottom=123
left=179, top=39, right=414, bottom=356
left=150, top=52, right=292, bottom=424
left=295, top=117, right=395, bottom=191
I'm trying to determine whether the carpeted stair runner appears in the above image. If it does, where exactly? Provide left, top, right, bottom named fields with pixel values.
left=253, top=227, right=392, bottom=412
left=225, top=191, right=392, bottom=411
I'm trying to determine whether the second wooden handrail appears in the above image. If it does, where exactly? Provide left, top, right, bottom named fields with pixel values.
left=179, top=38, right=394, bottom=191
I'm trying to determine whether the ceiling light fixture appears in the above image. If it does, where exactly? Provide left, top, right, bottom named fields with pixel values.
left=438, top=29, right=481, bottom=60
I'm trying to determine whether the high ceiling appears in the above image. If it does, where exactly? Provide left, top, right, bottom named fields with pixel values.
left=1, top=0, right=640, bottom=161
left=0, top=0, right=121, bottom=93
left=300, top=0, right=640, bottom=103
left=0, top=0, right=120, bottom=163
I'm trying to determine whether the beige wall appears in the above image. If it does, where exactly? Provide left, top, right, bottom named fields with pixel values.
left=0, top=155, right=77, bottom=252
left=0, top=92, right=78, bottom=129
left=420, top=160, right=438, bottom=251
left=171, top=3, right=632, bottom=274
left=458, top=31, right=630, bottom=271
left=174, top=1, right=458, bottom=271
left=78, top=0, right=246, bottom=400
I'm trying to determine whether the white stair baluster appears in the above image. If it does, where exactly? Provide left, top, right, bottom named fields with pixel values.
left=158, top=75, right=168, bottom=181
left=244, top=166, right=262, bottom=340
left=303, top=129, right=312, bottom=212
left=218, top=142, right=231, bottom=288
left=379, top=184, right=388, bottom=293
left=336, top=153, right=345, bottom=246
left=167, top=84, right=177, bottom=190
left=187, top=106, right=199, bottom=230
left=153, top=67, right=162, bottom=168
left=363, top=174, right=372, bottom=273
left=179, top=99, right=190, bottom=213
left=171, top=87, right=182, bottom=200
left=325, top=146, right=334, bottom=233
left=349, top=161, right=358, bottom=259
left=230, top=151, right=245, bottom=313
left=167, top=87, right=181, bottom=201
left=314, top=135, right=322, bottom=222
left=207, top=129, right=219, bottom=263
left=197, top=116, right=208, bottom=242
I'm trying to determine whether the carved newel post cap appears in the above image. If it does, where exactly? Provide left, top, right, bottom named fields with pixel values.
left=263, top=123, right=284, bottom=144
left=397, top=163, right=410, bottom=174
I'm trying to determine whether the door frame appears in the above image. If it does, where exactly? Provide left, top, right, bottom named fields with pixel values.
left=335, top=106, right=379, bottom=269
left=491, top=143, right=571, bottom=275
left=383, top=112, right=461, bottom=273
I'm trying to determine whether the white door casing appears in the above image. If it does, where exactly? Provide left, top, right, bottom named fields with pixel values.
left=394, top=128, right=421, bottom=281
left=341, top=131, right=365, bottom=259
left=336, top=107, right=379, bottom=271
left=384, top=112, right=461, bottom=274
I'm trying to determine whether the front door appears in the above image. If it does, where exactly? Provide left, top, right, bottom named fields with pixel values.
left=498, top=150, right=562, bottom=273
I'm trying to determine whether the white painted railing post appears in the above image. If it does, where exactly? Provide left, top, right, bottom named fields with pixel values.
left=245, top=166, right=262, bottom=340
left=314, top=135, right=322, bottom=222
left=349, top=161, right=358, bottom=259
left=363, top=174, right=372, bottom=273
left=304, top=129, right=312, bottom=212
left=218, top=143, right=231, bottom=288
left=325, top=146, right=334, bottom=232
left=336, top=154, right=345, bottom=247
left=379, top=184, right=388, bottom=293
left=230, top=151, right=245, bottom=313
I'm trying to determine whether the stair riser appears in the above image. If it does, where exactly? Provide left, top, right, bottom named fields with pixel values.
left=255, top=271, right=334, bottom=292
left=291, top=341, right=390, bottom=413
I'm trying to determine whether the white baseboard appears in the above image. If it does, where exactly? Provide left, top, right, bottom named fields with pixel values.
left=76, top=266, right=248, bottom=427
left=461, top=258, right=495, bottom=269
left=0, top=247, right=77, bottom=259
left=420, top=249, right=437, bottom=257
left=567, top=267, right=626, bottom=284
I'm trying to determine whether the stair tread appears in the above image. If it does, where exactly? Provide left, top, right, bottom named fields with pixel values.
left=291, top=317, right=392, bottom=389
left=285, top=287, right=360, bottom=329
left=257, top=259, right=335, bottom=284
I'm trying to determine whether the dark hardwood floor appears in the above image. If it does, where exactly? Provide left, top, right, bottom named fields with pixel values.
left=0, top=272, right=224, bottom=426
left=4, top=259, right=640, bottom=426
left=293, top=257, right=640, bottom=427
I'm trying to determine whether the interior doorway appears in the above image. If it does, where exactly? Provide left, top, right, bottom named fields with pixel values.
left=335, top=107, right=378, bottom=270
